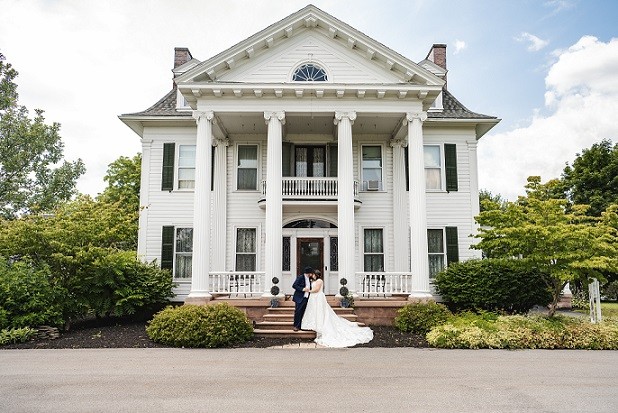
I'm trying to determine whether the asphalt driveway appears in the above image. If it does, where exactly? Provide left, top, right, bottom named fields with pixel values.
left=1, top=348, right=617, bottom=412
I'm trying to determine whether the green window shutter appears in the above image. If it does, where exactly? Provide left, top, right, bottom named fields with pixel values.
left=161, top=143, right=175, bottom=191
left=445, top=226, right=459, bottom=265
left=328, top=144, right=338, bottom=177
left=161, top=226, right=175, bottom=271
left=445, top=144, right=458, bottom=192
left=282, top=142, right=292, bottom=177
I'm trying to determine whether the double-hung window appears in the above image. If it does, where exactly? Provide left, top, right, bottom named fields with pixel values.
left=427, top=227, right=459, bottom=278
left=362, top=146, right=382, bottom=191
left=424, top=145, right=442, bottom=190
left=363, top=229, right=384, bottom=271
left=237, top=145, right=258, bottom=190
left=236, top=228, right=257, bottom=271
left=177, top=145, right=196, bottom=189
left=161, top=226, right=193, bottom=279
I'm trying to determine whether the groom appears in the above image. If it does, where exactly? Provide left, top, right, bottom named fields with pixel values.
left=292, top=266, right=313, bottom=331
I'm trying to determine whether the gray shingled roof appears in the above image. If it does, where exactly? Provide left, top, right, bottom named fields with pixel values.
left=125, top=87, right=495, bottom=120
left=122, top=89, right=191, bottom=117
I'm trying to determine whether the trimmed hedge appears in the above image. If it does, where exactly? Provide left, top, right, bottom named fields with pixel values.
left=395, top=302, right=451, bottom=335
left=146, top=303, right=253, bottom=348
left=434, top=259, right=552, bottom=314
left=426, top=313, right=618, bottom=350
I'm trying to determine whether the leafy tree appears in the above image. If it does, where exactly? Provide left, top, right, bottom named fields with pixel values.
left=474, top=177, right=618, bottom=316
left=479, top=189, right=507, bottom=212
left=0, top=194, right=170, bottom=325
left=0, top=55, right=84, bottom=218
left=98, top=153, right=141, bottom=214
left=562, top=139, right=618, bottom=217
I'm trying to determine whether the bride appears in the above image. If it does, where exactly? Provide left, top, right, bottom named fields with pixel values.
left=301, top=271, right=373, bottom=348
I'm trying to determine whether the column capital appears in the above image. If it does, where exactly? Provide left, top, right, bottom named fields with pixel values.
left=264, top=111, right=286, bottom=125
left=334, top=111, right=357, bottom=125
left=212, top=136, right=230, bottom=147
left=193, top=110, right=214, bottom=123
left=390, top=138, right=407, bottom=148
left=405, top=111, right=427, bottom=123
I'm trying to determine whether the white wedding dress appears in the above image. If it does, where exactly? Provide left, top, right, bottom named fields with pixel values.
left=301, top=281, right=373, bottom=348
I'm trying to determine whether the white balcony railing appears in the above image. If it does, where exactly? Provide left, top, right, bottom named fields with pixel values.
left=208, top=271, right=266, bottom=297
left=355, top=272, right=415, bottom=297
left=261, top=177, right=359, bottom=198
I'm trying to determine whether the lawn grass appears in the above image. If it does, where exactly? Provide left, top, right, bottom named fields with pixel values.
left=601, top=302, right=618, bottom=318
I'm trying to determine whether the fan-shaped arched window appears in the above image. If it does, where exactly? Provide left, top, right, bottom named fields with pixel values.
left=292, top=64, right=328, bottom=81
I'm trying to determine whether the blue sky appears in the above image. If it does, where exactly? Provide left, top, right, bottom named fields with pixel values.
left=1, top=0, right=617, bottom=199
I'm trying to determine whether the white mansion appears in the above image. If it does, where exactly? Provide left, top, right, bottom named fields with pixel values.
left=120, top=5, right=499, bottom=303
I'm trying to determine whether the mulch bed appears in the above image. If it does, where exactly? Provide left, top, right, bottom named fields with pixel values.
left=1, top=313, right=427, bottom=349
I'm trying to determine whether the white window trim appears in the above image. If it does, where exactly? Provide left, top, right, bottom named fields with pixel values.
left=233, top=226, right=260, bottom=271
left=175, top=144, right=196, bottom=192
left=288, top=59, right=331, bottom=82
left=428, top=91, right=443, bottom=112
left=173, top=227, right=193, bottom=281
left=427, top=227, right=446, bottom=279
left=360, top=143, right=385, bottom=192
left=234, top=143, right=260, bottom=192
left=360, top=226, right=386, bottom=272
left=176, top=89, right=191, bottom=111
left=424, top=144, right=446, bottom=192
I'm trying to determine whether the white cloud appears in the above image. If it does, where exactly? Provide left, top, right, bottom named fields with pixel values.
left=515, top=32, right=550, bottom=52
left=453, top=39, right=467, bottom=55
left=479, top=36, right=618, bottom=200
left=544, top=0, right=575, bottom=15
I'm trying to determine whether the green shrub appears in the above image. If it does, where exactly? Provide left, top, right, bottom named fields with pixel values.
left=0, top=327, right=36, bottom=345
left=146, top=303, right=253, bottom=348
left=395, top=302, right=451, bottom=334
left=602, top=280, right=618, bottom=301
left=434, top=259, right=552, bottom=314
left=426, top=313, right=618, bottom=350
left=0, top=257, right=66, bottom=329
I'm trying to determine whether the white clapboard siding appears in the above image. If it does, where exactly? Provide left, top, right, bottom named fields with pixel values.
left=218, top=32, right=402, bottom=84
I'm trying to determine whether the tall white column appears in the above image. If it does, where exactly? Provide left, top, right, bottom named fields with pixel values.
left=211, top=136, right=229, bottom=271
left=406, top=111, right=432, bottom=299
left=187, top=110, right=214, bottom=303
left=391, top=139, right=409, bottom=271
left=335, top=111, right=356, bottom=291
left=263, top=111, right=285, bottom=296
left=137, top=139, right=152, bottom=261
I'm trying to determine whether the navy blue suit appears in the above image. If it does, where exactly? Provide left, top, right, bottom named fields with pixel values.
left=292, top=274, right=310, bottom=329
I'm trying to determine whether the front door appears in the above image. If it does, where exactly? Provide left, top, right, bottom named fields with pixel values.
left=297, top=238, right=324, bottom=275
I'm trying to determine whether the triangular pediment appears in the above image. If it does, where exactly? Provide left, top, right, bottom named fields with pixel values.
left=176, top=4, right=443, bottom=87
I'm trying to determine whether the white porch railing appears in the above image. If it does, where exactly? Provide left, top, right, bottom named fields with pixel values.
left=261, top=178, right=359, bottom=198
left=209, top=272, right=266, bottom=297
left=355, top=272, right=415, bottom=297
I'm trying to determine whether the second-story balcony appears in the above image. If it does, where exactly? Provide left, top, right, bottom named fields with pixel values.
left=258, top=177, right=361, bottom=210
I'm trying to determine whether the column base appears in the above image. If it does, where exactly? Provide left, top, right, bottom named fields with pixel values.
left=407, top=292, right=434, bottom=302
left=185, top=291, right=213, bottom=305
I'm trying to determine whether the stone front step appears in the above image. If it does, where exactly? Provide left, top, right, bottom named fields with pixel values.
left=262, top=313, right=358, bottom=323
left=255, top=320, right=367, bottom=331
left=254, top=329, right=316, bottom=339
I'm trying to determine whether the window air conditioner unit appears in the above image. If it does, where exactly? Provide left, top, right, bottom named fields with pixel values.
left=367, top=180, right=380, bottom=191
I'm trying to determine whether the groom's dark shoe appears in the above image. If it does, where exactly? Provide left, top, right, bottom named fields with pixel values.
left=293, top=327, right=299, bottom=331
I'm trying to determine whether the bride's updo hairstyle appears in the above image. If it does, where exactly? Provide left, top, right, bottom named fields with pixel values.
left=314, top=270, right=323, bottom=280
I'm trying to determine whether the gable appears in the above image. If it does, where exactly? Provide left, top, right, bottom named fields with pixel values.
left=217, top=31, right=404, bottom=84
left=176, top=5, right=443, bottom=88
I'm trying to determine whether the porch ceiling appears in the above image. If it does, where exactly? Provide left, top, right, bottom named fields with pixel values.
left=215, top=112, right=404, bottom=136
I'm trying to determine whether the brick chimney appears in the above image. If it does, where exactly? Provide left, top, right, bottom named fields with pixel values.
left=174, top=47, right=193, bottom=69
left=426, top=44, right=447, bottom=89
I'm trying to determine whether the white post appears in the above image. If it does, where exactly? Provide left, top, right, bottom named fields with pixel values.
left=589, top=278, right=602, bottom=323
left=335, top=111, right=356, bottom=292
left=391, top=139, right=409, bottom=271
left=211, top=136, right=228, bottom=271
left=187, top=110, right=214, bottom=303
left=263, top=111, right=285, bottom=297
left=406, top=112, right=432, bottom=299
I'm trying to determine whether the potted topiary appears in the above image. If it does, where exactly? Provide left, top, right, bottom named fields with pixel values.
left=339, top=278, right=354, bottom=308
left=270, top=277, right=281, bottom=308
